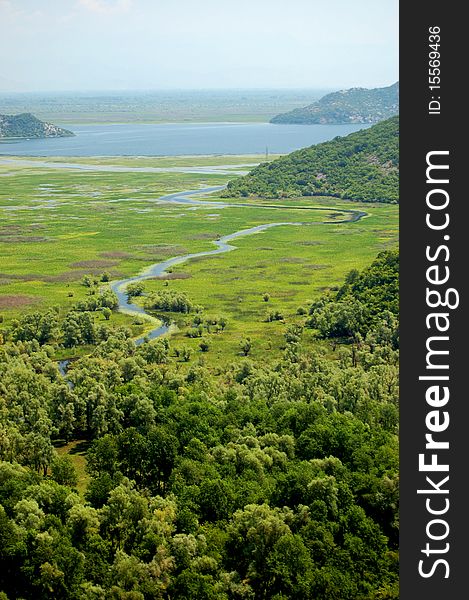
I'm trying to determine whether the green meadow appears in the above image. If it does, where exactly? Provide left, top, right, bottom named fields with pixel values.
left=0, top=156, right=398, bottom=364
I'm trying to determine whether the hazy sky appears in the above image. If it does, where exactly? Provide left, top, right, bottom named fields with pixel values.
left=0, top=0, right=398, bottom=92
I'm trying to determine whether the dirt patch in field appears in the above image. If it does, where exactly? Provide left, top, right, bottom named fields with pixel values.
left=275, top=290, right=299, bottom=298
left=0, top=269, right=123, bottom=283
left=279, top=257, right=305, bottom=264
left=152, top=272, right=192, bottom=280
left=45, top=269, right=123, bottom=282
left=0, top=295, right=41, bottom=308
left=69, top=260, right=119, bottom=269
left=0, top=273, right=31, bottom=281
left=187, top=233, right=219, bottom=240
left=0, top=225, right=23, bottom=235
left=0, top=235, right=50, bottom=243
left=0, top=224, right=45, bottom=235
left=302, top=264, right=331, bottom=272
left=134, top=244, right=188, bottom=257
left=100, top=251, right=133, bottom=259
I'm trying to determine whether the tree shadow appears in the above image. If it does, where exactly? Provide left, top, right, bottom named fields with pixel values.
left=69, top=440, right=92, bottom=455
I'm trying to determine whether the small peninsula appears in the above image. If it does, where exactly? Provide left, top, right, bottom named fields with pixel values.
left=0, top=112, right=75, bottom=138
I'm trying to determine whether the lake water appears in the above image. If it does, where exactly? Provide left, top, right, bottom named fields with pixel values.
left=0, top=122, right=367, bottom=157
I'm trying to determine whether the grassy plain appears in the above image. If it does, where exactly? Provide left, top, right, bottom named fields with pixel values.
left=0, top=90, right=324, bottom=125
left=0, top=155, right=398, bottom=365
left=0, top=155, right=279, bottom=167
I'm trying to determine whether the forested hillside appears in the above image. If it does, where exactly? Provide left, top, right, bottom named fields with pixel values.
left=271, top=82, right=399, bottom=125
left=224, top=117, right=399, bottom=203
left=0, top=113, right=74, bottom=138
left=0, top=251, right=399, bottom=599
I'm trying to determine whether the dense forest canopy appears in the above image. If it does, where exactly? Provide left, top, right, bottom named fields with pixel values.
left=0, top=251, right=399, bottom=599
left=270, top=83, right=399, bottom=125
left=224, top=117, right=399, bottom=203
left=0, top=113, right=74, bottom=139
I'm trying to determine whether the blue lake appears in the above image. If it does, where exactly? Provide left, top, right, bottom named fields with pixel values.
left=0, top=122, right=368, bottom=157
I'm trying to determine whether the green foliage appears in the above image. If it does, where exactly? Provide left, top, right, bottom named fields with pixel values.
left=82, top=274, right=99, bottom=288
left=0, top=252, right=399, bottom=598
left=62, top=311, right=96, bottom=347
left=308, top=250, right=399, bottom=343
left=125, top=283, right=145, bottom=300
left=144, top=290, right=194, bottom=314
left=240, top=337, right=252, bottom=356
left=265, top=310, right=284, bottom=322
left=74, top=290, right=119, bottom=312
left=11, top=310, right=59, bottom=344
left=51, top=456, right=78, bottom=488
left=199, top=339, right=210, bottom=353
left=225, top=117, right=399, bottom=203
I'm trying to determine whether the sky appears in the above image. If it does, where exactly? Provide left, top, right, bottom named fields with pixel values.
left=0, top=0, right=398, bottom=92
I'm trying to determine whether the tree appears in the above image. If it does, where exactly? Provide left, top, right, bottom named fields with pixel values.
left=180, top=347, right=192, bottom=362
left=82, top=275, right=98, bottom=288
left=67, top=504, right=100, bottom=546
left=24, top=434, right=54, bottom=476
left=137, top=339, right=169, bottom=364
left=51, top=455, right=78, bottom=488
left=11, top=310, right=58, bottom=345
left=87, top=435, right=119, bottom=477
left=226, top=504, right=291, bottom=592
left=144, top=290, right=194, bottom=313
left=265, top=534, right=314, bottom=598
left=199, top=339, right=210, bottom=353
left=146, top=428, right=179, bottom=493
left=125, top=283, right=145, bottom=300
left=198, top=479, right=234, bottom=522
left=284, top=324, right=303, bottom=345
left=240, top=338, right=252, bottom=356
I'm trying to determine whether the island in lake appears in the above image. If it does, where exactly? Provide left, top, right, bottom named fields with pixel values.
left=271, top=82, right=399, bottom=125
left=0, top=112, right=74, bottom=138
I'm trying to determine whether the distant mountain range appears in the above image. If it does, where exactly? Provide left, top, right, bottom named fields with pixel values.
left=224, top=116, right=399, bottom=203
left=270, top=82, right=399, bottom=125
left=0, top=113, right=74, bottom=138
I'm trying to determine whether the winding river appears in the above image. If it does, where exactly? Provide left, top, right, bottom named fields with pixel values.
left=110, top=186, right=367, bottom=344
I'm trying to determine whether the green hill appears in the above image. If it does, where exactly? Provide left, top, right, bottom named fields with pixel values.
left=271, top=82, right=399, bottom=125
left=224, top=116, right=399, bottom=203
left=0, top=112, right=74, bottom=138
